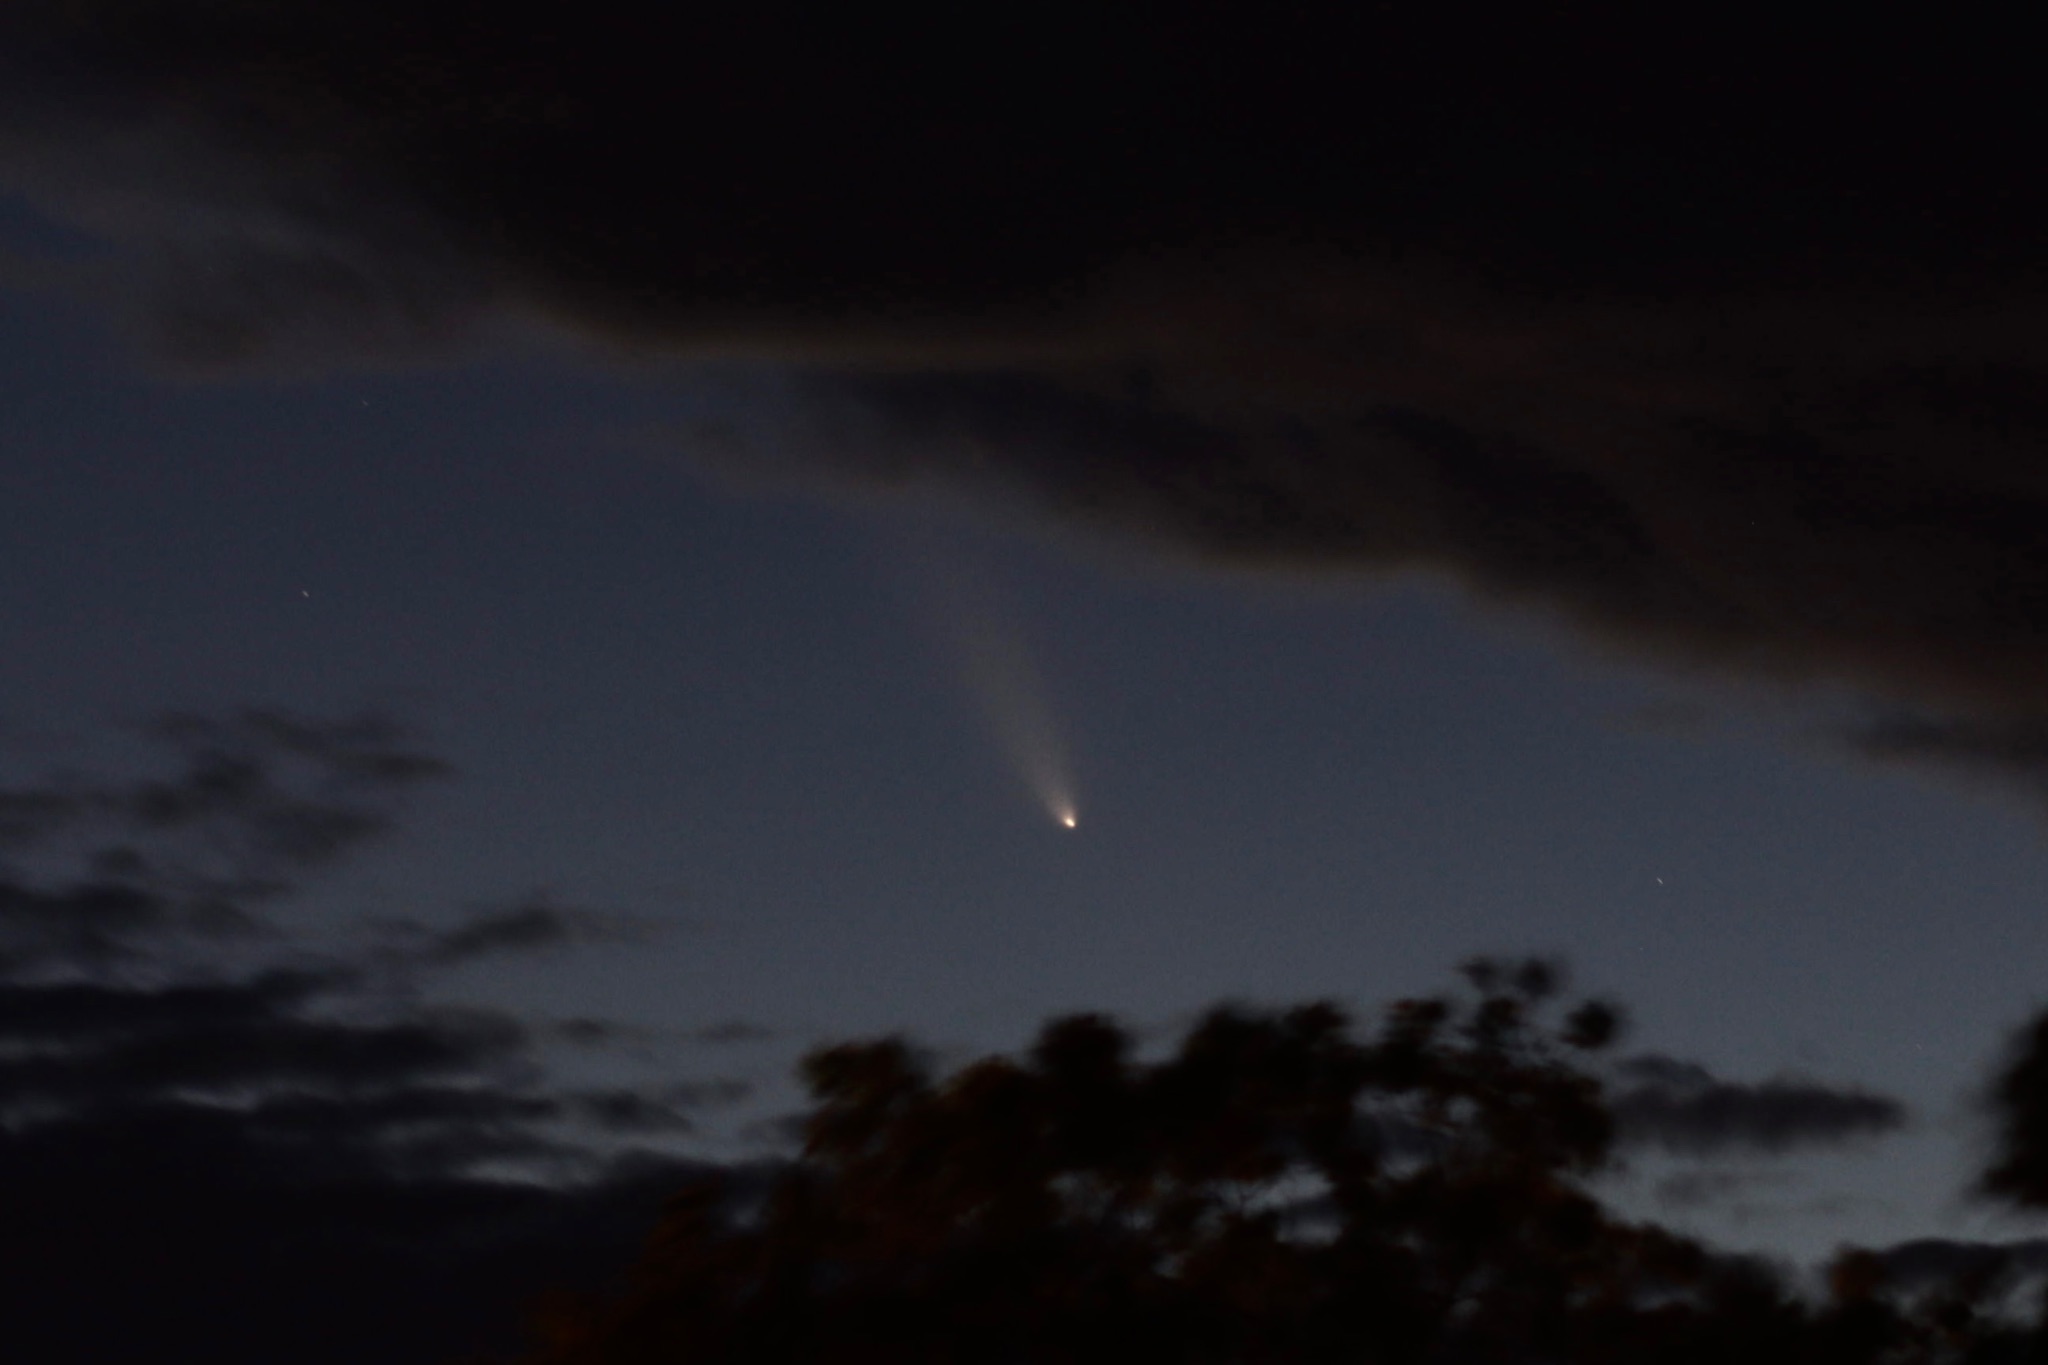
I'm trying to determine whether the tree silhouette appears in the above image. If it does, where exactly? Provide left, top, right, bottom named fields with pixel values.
left=1981, top=1014, right=2048, bottom=1215
left=512, top=960, right=2048, bottom=1365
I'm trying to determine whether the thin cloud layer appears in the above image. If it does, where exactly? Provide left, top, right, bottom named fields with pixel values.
left=380, top=898, right=652, bottom=969
left=0, top=708, right=447, bottom=969
left=1610, top=1054, right=1908, bottom=1156
left=1832, top=714, right=2048, bottom=806
left=5, top=5, right=2048, bottom=735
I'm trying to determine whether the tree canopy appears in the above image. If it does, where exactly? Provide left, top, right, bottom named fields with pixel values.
left=514, top=962, right=2048, bottom=1365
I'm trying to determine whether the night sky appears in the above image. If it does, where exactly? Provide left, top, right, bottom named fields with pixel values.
left=5, top=6, right=2048, bottom=1360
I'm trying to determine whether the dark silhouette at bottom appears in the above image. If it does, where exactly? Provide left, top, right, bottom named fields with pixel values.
left=513, top=961, right=2048, bottom=1365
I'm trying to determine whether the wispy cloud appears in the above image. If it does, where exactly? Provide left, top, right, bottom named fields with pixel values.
left=1830, top=713, right=2048, bottom=803
left=376, top=898, right=652, bottom=970
left=0, top=709, right=744, bottom=1364
left=1610, top=1054, right=1908, bottom=1156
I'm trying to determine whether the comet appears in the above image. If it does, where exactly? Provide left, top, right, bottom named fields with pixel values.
left=955, top=617, right=1078, bottom=828
left=891, top=528, right=1081, bottom=829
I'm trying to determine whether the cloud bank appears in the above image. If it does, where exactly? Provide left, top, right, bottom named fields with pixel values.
left=0, top=711, right=740, bottom=1365
left=4, top=6, right=2048, bottom=743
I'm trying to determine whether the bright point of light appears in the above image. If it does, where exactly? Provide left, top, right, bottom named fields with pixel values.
left=1059, top=811, right=1078, bottom=829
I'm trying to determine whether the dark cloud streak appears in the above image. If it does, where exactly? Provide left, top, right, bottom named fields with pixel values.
left=0, top=708, right=448, bottom=969
left=378, top=899, right=652, bottom=969
left=1610, top=1054, right=1908, bottom=1157
left=1832, top=714, right=2048, bottom=806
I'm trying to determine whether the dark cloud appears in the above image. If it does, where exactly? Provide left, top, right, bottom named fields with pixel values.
left=0, top=712, right=745, bottom=1364
left=727, top=343, right=2048, bottom=721
left=568, top=1081, right=749, bottom=1135
left=6, top=6, right=2048, bottom=742
left=4, top=5, right=2037, bottom=347
left=0, top=982, right=729, bottom=1365
left=1866, top=1238, right=2048, bottom=1295
left=0, top=1114, right=730, bottom=1365
left=0, top=938, right=726, bottom=1365
left=1833, top=713, right=2048, bottom=804
left=569, top=1089, right=697, bottom=1135
left=1610, top=1054, right=1908, bottom=1156
left=382, top=898, right=649, bottom=968
left=0, top=982, right=528, bottom=1113
left=555, top=1016, right=644, bottom=1048
left=116, top=709, right=448, bottom=877
left=0, top=708, right=446, bottom=968
left=0, top=785, right=82, bottom=850
left=0, top=877, right=251, bottom=971
left=0, top=967, right=329, bottom=1043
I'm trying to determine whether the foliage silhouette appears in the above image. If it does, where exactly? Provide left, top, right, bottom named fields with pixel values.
left=1982, top=1014, right=2048, bottom=1213
left=512, top=960, right=2048, bottom=1364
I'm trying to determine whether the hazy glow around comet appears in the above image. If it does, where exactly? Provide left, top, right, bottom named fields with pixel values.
left=892, top=526, right=1080, bottom=829
left=954, top=610, right=1079, bottom=826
